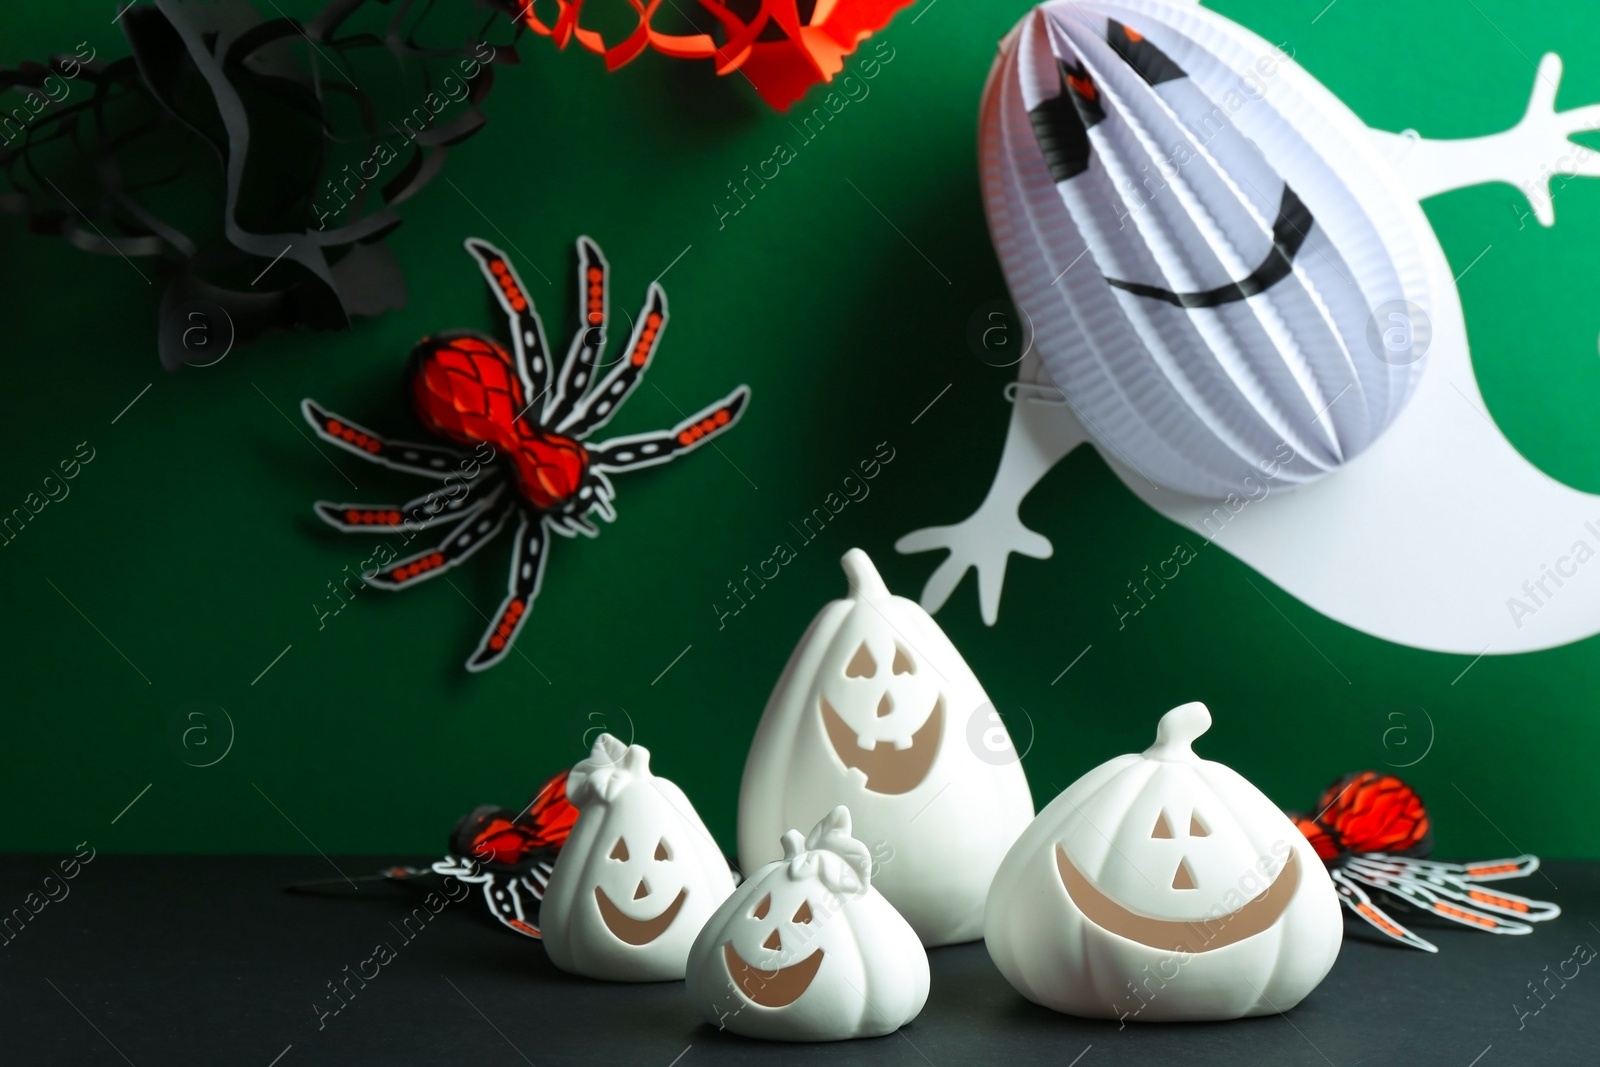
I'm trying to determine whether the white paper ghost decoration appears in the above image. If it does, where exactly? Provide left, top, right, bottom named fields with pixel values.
left=541, top=734, right=735, bottom=981
left=738, top=548, right=1034, bottom=947
left=687, top=806, right=930, bottom=1041
left=985, top=702, right=1342, bottom=1021
left=983, top=0, right=1431, bottom=498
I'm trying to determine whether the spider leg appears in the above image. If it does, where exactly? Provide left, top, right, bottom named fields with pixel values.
left=555, top=282, right=667, bottom=438
left=302, top=399, right=474, bottom=479
left=547, top=508, right=601, bottom=539
left=366, top=487, right=515, bottom=590
left=588, top=386, right=750, bottom=473
left=586, top=471, right=618, bottom=523
left=466, top=514, right=552, bottom=672
left=1346, top=856, right=1558, bottom=925
left=544, top=237, right=609, bottom=427
left=1330, top=869, right=1437, bottom=952
left=313, top=473, right=506, bottom=533
left=1383, top=876, right=1536, bottom=935
left=463, top=238, right=554, bottom=415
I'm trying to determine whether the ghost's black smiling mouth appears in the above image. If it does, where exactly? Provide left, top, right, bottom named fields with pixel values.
left=1055, top=845, right=1301, bottom=953
left=820, top=697, right=943, bottom=795
left=594, top=886, right=687, bottom=945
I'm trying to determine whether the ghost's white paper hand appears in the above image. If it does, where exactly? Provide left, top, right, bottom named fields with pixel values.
left=1369, top=53, right=1600, bottom=225
left=895, top=379, right=1083, bottom=623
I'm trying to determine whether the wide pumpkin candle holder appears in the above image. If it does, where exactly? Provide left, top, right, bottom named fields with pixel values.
left=985, top=702, right=1343, bottom=1021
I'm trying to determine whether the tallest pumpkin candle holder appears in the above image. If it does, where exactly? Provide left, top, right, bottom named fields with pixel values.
left=738, top=549, right=1035, bottom=947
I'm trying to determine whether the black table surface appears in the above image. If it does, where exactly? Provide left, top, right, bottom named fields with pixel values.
left=2, top=855, right=1595, bottom=1066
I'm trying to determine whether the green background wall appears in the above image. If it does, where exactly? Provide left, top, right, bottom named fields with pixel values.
left=3, top=0, right=1597, bottom=861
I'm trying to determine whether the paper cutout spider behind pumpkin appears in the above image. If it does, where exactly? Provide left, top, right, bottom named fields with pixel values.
left=302, top=236, right=750, bottom=670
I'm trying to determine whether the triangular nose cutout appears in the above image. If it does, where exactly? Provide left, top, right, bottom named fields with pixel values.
left=763, top=929, right=782, bottom=951
left=1172, top=859, right=1197, bottom=890
left=876, top=693, right=893, bottom=717
left=634, top=879, right=649, bottom=900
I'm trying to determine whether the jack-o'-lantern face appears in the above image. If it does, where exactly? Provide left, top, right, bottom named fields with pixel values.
left=1054, top=802, right=1302, bottom=953
left=593, top=832, right=690, bottom=946
left=689, top=806, right=931, bottom=1040
left=985, top=703, right=1344, bottom=1022
left=722, top=884, right=831, bottom=1008
left=540, top=735, right=735, bottom=982
left=739, top=550, right=1036, bottom=949
left=819, top=631, right=943, bottom=795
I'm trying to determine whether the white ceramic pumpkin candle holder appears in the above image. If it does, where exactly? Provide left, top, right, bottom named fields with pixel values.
left=985, top=702, right=1342, bottom=1021
left=687, top=806, right=930, bottom=1041
left=541, top=734, right=735, bottom=981
left=738, top=548, right=1035, bottom=947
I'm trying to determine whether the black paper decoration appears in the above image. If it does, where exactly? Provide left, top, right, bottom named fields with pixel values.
left=0, top=0, right=522, bottom=370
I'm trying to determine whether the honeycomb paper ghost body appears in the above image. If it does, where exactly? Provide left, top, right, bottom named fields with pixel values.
left=985, top=702, right=1342, bottom=1021
left=688, top=806, right=929, bottom=1041
left=986, top=0, right=1431, bottom=497
left=541, top=734, right=735, bottom=981
left=738, top=549, right=1034, bottom=946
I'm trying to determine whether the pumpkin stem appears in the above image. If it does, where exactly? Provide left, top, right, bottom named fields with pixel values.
left=840, top=548, right=892, bottom=601
left=1144, top=702, right=1211, bottom=761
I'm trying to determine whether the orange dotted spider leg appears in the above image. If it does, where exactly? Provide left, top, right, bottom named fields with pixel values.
left=467, top=514, right=551, bottom=672
left=366, top=487, right=516, bottom=591
left=314, top=473, right=504, bottom=534
left=300, top=399, right=472, bottom=479
left=1366, top=869, right=1536, bottom=936
left=557, top=283, right=668, bottom=437
left=546, top=237, right=610, bottom=426
left=589, top=385, right=751, bottom=473
left=463, top=238, right=554, bottom=413
left=1330, top=869, right=1437, bottom=952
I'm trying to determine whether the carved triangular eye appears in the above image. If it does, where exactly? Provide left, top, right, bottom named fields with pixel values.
left=845, top=642, right=876, bottom=677
left=609, top=838, right=629, bottom=860
left=654, top=839, right=670, bottom=860
left=892, top=645, right=914, bottom=675
left=1189, top=813, right=1208, bottom=838
left=751, top=893, right=771, bottom=919
left=1151, top=812, right=1174, bottom=839
left=793, top=900, right=814, bottom=924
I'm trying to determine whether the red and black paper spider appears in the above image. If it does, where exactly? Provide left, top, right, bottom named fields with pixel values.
left=301, top=236, right=750, bottom=670
left=430, top=767, right=579, bottom=937
left=1291, top=771, right=1560, bottom=952
left=289, top=767, right=579, bottom=938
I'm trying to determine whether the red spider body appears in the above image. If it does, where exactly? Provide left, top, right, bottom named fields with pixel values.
left=304, top=235, right=749, bottom=670
left=1292, top=771, right=1431, bottom=862
left=411, top=335, right=592, bottom=511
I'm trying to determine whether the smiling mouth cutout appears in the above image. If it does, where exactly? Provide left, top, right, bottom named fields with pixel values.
left=594, top=886, right=688, bottom=946
left=820, top=697, right=943, bottom=795
left=1054, top=844, right=1302, bottom=953
left=723, top=942, right=826, bottom=1008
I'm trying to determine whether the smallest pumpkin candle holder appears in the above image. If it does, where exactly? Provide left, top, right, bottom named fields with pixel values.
left=687, top=806, right=930, bottom=1041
